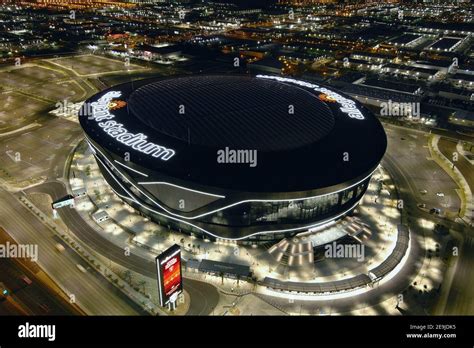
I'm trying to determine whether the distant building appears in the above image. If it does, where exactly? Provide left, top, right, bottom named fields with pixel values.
left=449, top=110, right=474, bottom=128
left=20, top=0, right=135, bottom=9
left=448, top=73, right=474, bottom=89
left=337, top=57, right=382, bottom=71
left=248, top=57, right=284, bottom=74
left=409, top=59, right=454, bottom=74
left=382, top=63, right=440, bottom=80
left=134, top=44, right=185, bottom=64
left=92, top=210, right=109, bottom=224
left=385, top=33, right=424, bottom=48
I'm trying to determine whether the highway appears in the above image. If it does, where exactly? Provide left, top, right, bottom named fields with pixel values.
left=0, top=188, right=145, bottom=315
left=30, top=181, right=220, bottom=315
left=0, top=256, right=80, bottom=316
left=0, top=111, right=220, bottom=315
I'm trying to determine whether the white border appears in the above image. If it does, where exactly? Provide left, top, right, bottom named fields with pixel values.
left=114, top=160, right=149, bottom=177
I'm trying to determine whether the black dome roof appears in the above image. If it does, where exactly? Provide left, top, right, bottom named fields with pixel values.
left=128, top=75, right=335, bottom=152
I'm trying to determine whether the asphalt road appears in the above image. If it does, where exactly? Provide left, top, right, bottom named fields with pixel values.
left=24, top=122, right=468, bottom=315
left=0, top=188, right=144, bottom=315
left=444, top=235, right=474, bottom=315
left=436, top=137, right=474, bottom=314
left=382, top=126, right=472, bottom=235
left=0, top=111, right=219, bottom=315
left=31, top=181, right=220, bottom=316
left=257, top=123, right=471, bottom=314
left=384, top=126, right=474, bottom=316
left=384, top=124, right=460, bottom=216
left=438, top=137, right=474, bottom=218
left=0, top=256, right=80, bottom=316
left=0, top=60, right=219, bottom=316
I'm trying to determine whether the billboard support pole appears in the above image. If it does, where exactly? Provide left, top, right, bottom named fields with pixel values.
left=168, top=300, right=177, bottom=311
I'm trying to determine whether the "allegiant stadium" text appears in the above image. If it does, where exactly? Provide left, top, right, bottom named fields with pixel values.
left=256, top=75, right=365, bottom=120
left=88, top=91, right=175, bottom=161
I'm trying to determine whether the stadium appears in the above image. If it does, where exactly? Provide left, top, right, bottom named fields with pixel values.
left=79, top=74, right=387, bottom=242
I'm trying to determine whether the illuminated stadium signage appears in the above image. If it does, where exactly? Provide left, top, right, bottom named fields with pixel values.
left=256, top=75, right=365, bottom=120
left=89, top=91, right=175, bottom=161
left=156, top=244, right=183, bottom=307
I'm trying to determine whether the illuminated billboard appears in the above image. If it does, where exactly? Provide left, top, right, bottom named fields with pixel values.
left=156, top=244, right=183, bottom=307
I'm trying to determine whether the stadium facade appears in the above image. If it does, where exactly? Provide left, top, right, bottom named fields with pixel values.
left=79, top=75, right=387, bottom=242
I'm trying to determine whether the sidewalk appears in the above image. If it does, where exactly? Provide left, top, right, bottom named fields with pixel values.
left=456, top=142, right=474, bottom=165
left=75, top=144, right=402, bottom=281
left=429, top=135, right=473, bottom=224
left=18, top=194, right=164, bottom=316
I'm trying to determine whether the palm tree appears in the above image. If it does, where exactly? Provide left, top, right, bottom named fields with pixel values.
left=138, top=280, right=147, bottom=293
left=124, top=270, right=132, bottom=284
left=250, top=277, right=258, bottom=291
left=219, top=272, right=225, bottom=285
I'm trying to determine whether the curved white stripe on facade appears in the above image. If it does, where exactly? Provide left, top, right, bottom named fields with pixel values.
left=87, top=138, right=375, bottom=221
left=137, top=181, right=225, bottom=198
left=96, top=153, right=363, bottom=241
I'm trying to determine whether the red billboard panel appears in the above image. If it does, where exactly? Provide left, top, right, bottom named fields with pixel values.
left=156, top=244, right=183, bottom=307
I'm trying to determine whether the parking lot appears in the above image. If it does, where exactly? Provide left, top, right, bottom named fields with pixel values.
left=0, top=92, right=48, bottom=130
left=0, top=65, right=66, bottom=90
left=48, top=54, right=146, bottom=76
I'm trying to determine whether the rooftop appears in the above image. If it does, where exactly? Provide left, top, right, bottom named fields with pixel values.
left=80, top=75, right=387, bottom=192
left=128, top=75, right=334, bottom=152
